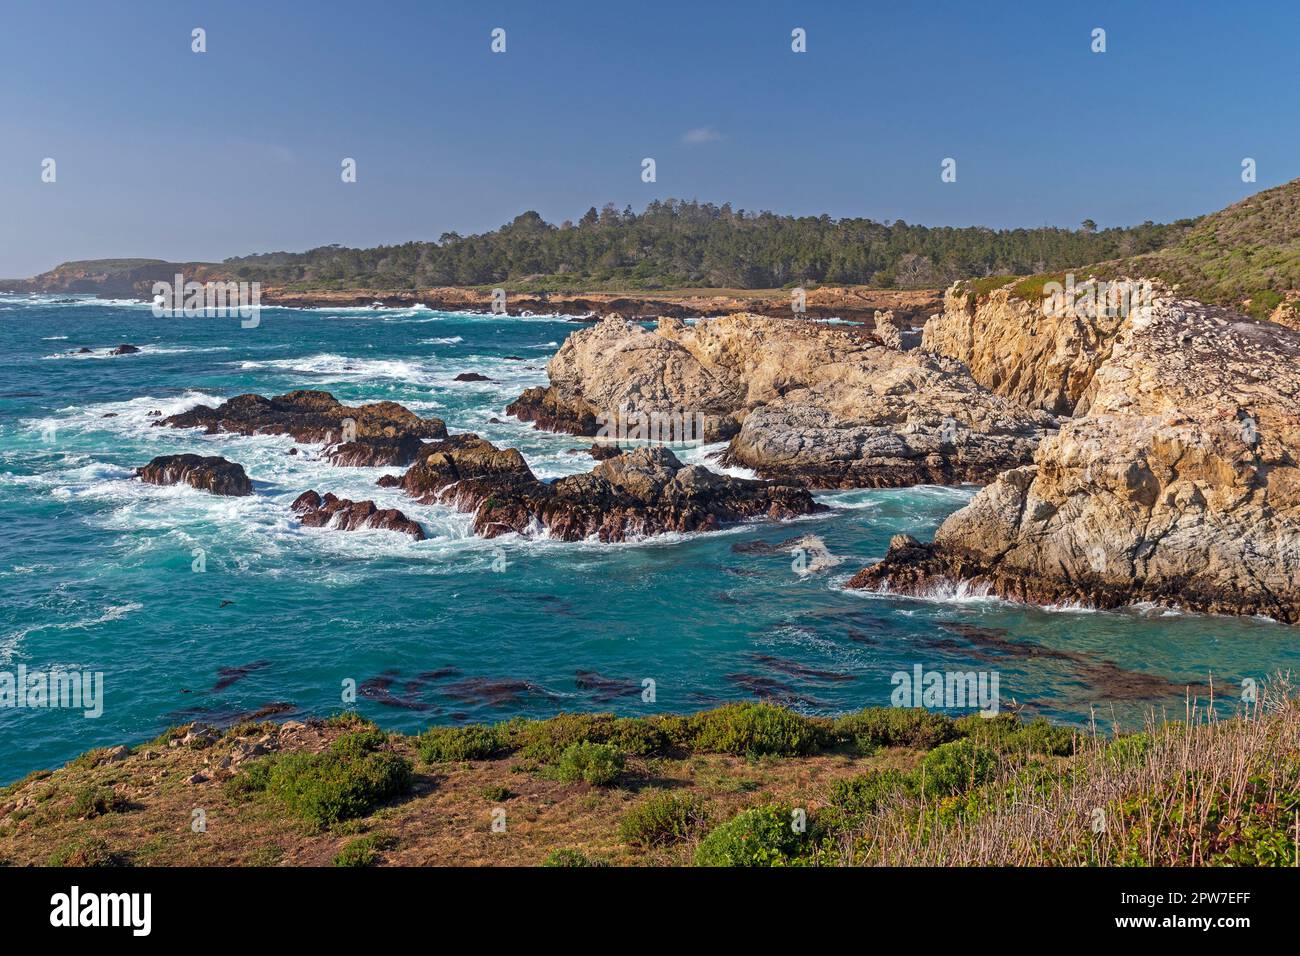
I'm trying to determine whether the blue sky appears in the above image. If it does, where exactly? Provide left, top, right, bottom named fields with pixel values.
left=1, top=0, right=1296, bottom=276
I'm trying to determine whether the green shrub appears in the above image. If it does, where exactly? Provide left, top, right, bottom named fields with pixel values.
left=608, top=717, right=668, bottom=756
left=480, top=784, right=512, bottom=802
left=919, top=739, right=999, bottom=797
left=333, top=833, right=395, bottom=867
left=417, top=724, right=502, bottom=762
left=690, top=703, right=825, bottom=757
left=554, top=742, right=624, bottom=786
left=825, top=769, right=913, bottom=826
left=542, top=848, right=608, bottom=867
left=47, top=836, right=124, bottom=867
left=67, top=786, right=129, bottom=820
left=954, top=714, right=1077, bottom=756
left=266, top=734, right=413, bottom=829
left=833, top=707, right=957, bottom=752
left=618, top=791, right=709, bottom=847
left=225, top=759, right=273, bottom=800
left=694, top=804, right=807, bottom=867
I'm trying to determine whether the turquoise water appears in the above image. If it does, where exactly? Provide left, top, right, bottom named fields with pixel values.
left=2, top=294, right=1296, bottom=784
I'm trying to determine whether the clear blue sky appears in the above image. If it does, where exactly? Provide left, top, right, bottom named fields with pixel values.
left=1, top=0, right=1296, bottom=277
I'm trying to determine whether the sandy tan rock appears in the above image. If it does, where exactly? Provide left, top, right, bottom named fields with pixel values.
left=852, top=296, right=1300, bottom=623
left=511, top=312, right=1055, bottom=488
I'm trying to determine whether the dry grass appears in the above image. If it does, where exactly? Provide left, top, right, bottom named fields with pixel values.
left=845, top=679, right=1300, bottom=866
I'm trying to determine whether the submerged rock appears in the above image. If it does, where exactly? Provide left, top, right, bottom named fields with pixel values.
left=398, top=436, right=821, bottom=542
left=137, top=454, right=253, bottom=496
left=291, top=490, right=426, bottom=540
left=159, top=389, right=447, bottom=466
left=852, top=297, right=1300, bottom=623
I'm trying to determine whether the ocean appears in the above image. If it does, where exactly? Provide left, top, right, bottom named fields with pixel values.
left=1, top=294, right=1294, bottom=784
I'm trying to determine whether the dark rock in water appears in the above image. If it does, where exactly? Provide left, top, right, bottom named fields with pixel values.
left=724, top=673, right=827, bottom=708
left=587, top=444, right=622, bottom=461
left=503, top=356, right=524, bottom=361
left=454, top=372, right=492, bottom=382
left=399, top=437, right=822, bottom=542
left=147, top=409, right=162, bottom=417
left=749, top=653, right=855, bottom=683
left=287, top=447, right=298, bottom=456
left=101, top=413, right=117, bottom=418
left=439, top=677, right=548, bottom=706
left=158, top=390, right=447, bottom=468
left=75, top=347, right=92, bottom=354
left=212, top=660, right=271, bottom=691
left=291, top=490, right=426, bottom=540
left=137, top=454, right=253, bottom=496
left=506, top=385, right=599, bottom=436
left=327, top=433, right=427, bottom=467
left=109, top=344, right=140, bottom=355
left=375, top=473, right=403, bottom=488
left=489, top=417, right=505, bottom=424
left=574, top=669, right=641, bottom=702
left=359, top=676, right=432, bottom=711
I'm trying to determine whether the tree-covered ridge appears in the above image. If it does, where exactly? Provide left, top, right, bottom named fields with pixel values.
left=223, top=200, right=1196, bottom=292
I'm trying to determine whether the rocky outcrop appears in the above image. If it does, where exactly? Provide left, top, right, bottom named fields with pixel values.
left=291, top=491, right=426, bottom=540
left=159, top=390, right=447, bottom=466
left=137, top=454, right=253, bottom=496
left=852, top=297, right=1300, bottom=623
left=511, top=313, right=1055, bottom=488
left=397, top=436, right=820, bottom=542
left=920, top=279, right=1147, bottom=415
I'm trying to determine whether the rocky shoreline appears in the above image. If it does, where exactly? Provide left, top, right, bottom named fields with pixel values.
left=507, top=312, right=1056, bottom=489
left=850, top=289, right=1300, bottom=624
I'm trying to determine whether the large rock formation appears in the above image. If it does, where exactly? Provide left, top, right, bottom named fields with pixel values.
left=852, top=296, right=1300, bottom=623
left=920, top=278, right=1140, bottom=415
left=291, top=491, right=426, bottom=540
left=509, top=313, right=1055, bottom=488
left=137, top=454, right=253, bottom=496
left=397, top=435, right=821, bottom=542
left=159, top=390, right=447, bottom=466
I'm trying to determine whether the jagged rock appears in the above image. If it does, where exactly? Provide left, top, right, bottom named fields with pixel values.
left=109, top=343, right=140, bottom=355
left=291, top=490, right=426, bottom=540
left=454, top=372, right=492, bottom=382
left=509, top=313, right=1054, bottom=488
left=873, top=309, right=906, bottom=350
left=921, top=278, right=1154, bottom=415
left=137, top=454, right=253, bottom=496
left=398, top=436, right=821, bottom=542
left=852, top=297, right=1300, bottom=623
left=159, top=389, right=447, bottom=466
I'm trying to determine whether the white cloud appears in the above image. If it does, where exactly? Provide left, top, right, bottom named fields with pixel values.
left=681, top=126, right=724, bottom=145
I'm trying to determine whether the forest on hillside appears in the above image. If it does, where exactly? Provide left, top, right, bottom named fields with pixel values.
left=223, top=200, right=1196, bottom=291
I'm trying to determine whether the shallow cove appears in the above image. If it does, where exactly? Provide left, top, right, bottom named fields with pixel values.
left=1, top=294, right=1295, bottom=783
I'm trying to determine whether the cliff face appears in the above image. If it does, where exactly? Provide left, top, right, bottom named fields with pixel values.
left=853, top=295, right=1300, bottom=623
left=509, top=313, right=1055, bottom=488
left=921, top=281, right=1132, bottom=416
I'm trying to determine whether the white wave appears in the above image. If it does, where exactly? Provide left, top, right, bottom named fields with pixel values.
left=43, top=344, right=231, bottom=361
left=418, top=336, right=464, bottom=345
left=2, top=601, right=144, bottom=664
left=41, top=335, right=68, bottom=340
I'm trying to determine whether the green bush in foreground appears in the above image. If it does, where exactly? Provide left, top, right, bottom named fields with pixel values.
left=553, top=742, right=624, bottom=786
left=618, top=791, right=709, bottom=847
left=833, top=707, right=957, bottom=752
left=694, top=804, right=808, bottom=867
left=417, top=724, right=502, bottom=763
left=47, top=836, right=123, bottom=867
left=67, top=785, right=129, bottom=820
left=825, top=769, right=914, bottom=827
left=689, top=703, right=825, bottom=757
left=333, top=833, right=396, bottom=867
left=542, top=848, right=608, bottom=867
left=266, top=731, right=413, bottom=829
left=919, top=739, right=999, bottom=797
